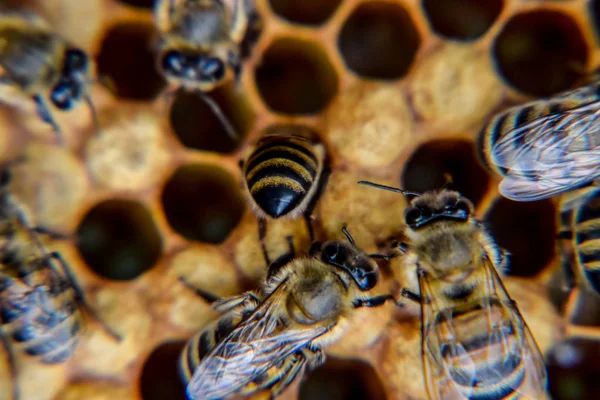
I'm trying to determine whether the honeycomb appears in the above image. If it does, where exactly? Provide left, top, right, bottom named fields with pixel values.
left=0, top=0, right=599, bottom=399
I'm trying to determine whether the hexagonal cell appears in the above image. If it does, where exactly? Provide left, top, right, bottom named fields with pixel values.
left=492, top=10, right=588, bottom=96
left=401, top=139, right=490, bottom=207
left=97, top=23, right=166, bottom=100
left=117, top=0, right=153, bottom=8
left=338, top=2, right=420, bottom=80
left=299, top=357, right=386, bottom=400
left=76, top=199, right=162, bottom=280
left=170, top=86, right=252, bottom=153
left=161, top=164, right=245, bottom=244
left=547, top=339, right=600, bottom=400
left=140, top=341, right=187, bottom=400
left=591, top=0, right=600, bottom=43
left=255, top=38, right=338, bottom=114
left=268, top=0, right=342, bottom=26
left=484, top=197, right=556, bottom=277
left=422, top=0, right=503, bottom=40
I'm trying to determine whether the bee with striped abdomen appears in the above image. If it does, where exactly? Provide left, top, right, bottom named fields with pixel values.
left=557, top=186, right=600, bottom=298
left=0, top=12, right=97, bottom=141
left=154, top=0, right=257, bottom=139
left=241, top=133, right=329, bottom=263
left=359, top=181, right=548, bottom=400
left=179, top=225, right=394, bottom=400
left=0, top=168, right=120, bottom=400
left=478, top=78, right=600, bottom=202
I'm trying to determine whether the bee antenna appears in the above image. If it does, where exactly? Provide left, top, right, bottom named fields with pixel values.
left=357, top=181, right=421, bottom=197
left=83, top=93, right=101, bottom=135
left=195, top=90, right=239, bottom=141
left=341, top=224, right=356, bottom=246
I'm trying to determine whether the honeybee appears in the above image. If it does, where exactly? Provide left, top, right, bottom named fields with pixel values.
left=557, top=186, right=600, bottom=297
left=179, top=225, right=394, bottom=400
left=359, top=181, right=548, bottom=400
left=154, top=0, right=256, bottom=140
left=479, top=78, right=600, bottom=202
left=0, top=13, right=97, bottom=142
left=0, top=168, right=120, bottom=400
left=240, top=133, right=329, bottom=263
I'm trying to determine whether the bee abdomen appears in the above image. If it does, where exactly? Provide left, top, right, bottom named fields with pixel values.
left=574, top=196, right=600, bottom=294
left=245, top=140, right=319, bottom=218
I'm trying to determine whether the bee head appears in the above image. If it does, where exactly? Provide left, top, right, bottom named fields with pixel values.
left=406, top=190, right=473, bottom=229
left=50, top=48, right=89, bottom=110
left=160, top=49, right=229, bottom=89
left=315, top=226, right=379, bottom=291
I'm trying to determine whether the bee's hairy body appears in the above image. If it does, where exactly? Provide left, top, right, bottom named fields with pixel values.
left=179, top=233, right=390, bottom=400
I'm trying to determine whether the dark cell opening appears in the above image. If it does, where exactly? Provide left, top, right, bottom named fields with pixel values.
left=268, top=0, right=342, bottom=25
left=492, top=10, right=588, bottom=96
left=548, top=339, right=600, bottom=400
left=337, top=2, right=420, bottom=80
left=97, top=23, right=166, bottom=100
left=423, top=0, right=503, bottom=40
left=401, top=140, right=490, bottom=207
left=117, top=0, right=153, bottom=8
left=485, top=197, right=555, bottom=277
left=255, top=38, right=338, bottom=114
left=76, top=199, right=162, bottom=281
left=140, top=341, right=187, bottom=400
left=299, top=357, right=387, bottom=400
left=170, top=85, right=253, bottom=153
left=161, top=164, right=245, bottom=244
left=591, top=0, right=600, bottom=45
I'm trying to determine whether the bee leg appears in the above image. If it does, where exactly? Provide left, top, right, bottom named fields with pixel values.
left=302, top=165, right=331, bottom=242
left=30, top=226, right=71, bottom=240
left=0, top=332, right=20, bottom=400
left=258, top=218, right=270, bottom=266
left=212, top=292, right=260, bottom=313
left=401, top=288, right=421, bottom=304
left=194, top=90, right=239, bottom=140
left=46, top=252, right=122, bottom=341
left=266, top=236, right=295, bottom=281
left=177, top=276, right=221, bottom=303
left=557, top=229, right=577, bottom=292
left=33, top=95, right=63, bottom=143
left=352, top=294, right=395, bottom=308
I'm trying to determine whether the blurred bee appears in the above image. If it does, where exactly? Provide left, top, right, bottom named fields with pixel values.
left=154, top=0, right=256, bottom=140
left=0, top=168, right=120, bottom=400
left=240, top=133, right=329, bottom=264
left=179, top=225, right=394, bottom=400
left=359, top=181, right=548, bottom=400
left=0, top=13, right=97, bottom=142
left=557, top=186, right=600, bottom=298
left=478, top=77, right=600, bottom=202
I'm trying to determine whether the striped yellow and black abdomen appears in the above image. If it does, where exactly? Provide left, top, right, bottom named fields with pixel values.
left=432, top=304, right=527, bottom=399
left=572, top=188, right=600, bottom=295
left=244, top=137, right=320, bottom=219
left=179, top=305, right=255, bottom=385
left=0, top=254, right=82, bottom=364
left=478, top=84, right=600, bottom=177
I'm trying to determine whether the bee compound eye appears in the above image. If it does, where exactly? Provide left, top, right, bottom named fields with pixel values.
left=405, top=207, right=422, bottom=226
left=456, top=200, right=471, bottom=215
left=201, top=58, right=225, bottom=81
left=162, top=50, right=185, bottom=74
left=51, top=82, right=76, bottom=110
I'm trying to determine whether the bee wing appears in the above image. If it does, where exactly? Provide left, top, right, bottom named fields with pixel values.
left=418, top=258, right=547, bottom=400
left=491, top=101, right=600, bottom=201
left=186, top=280, right=328, bottom=400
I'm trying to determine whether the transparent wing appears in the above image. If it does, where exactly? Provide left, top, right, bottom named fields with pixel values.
left=490, top=100, right=600, bottom=200
left=186, top=280, right=328, bottom=400
left=418, top=257, right=547, bottom=400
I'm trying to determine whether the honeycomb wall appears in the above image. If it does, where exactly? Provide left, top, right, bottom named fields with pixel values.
left=1, top=0, right=598, bottom=399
